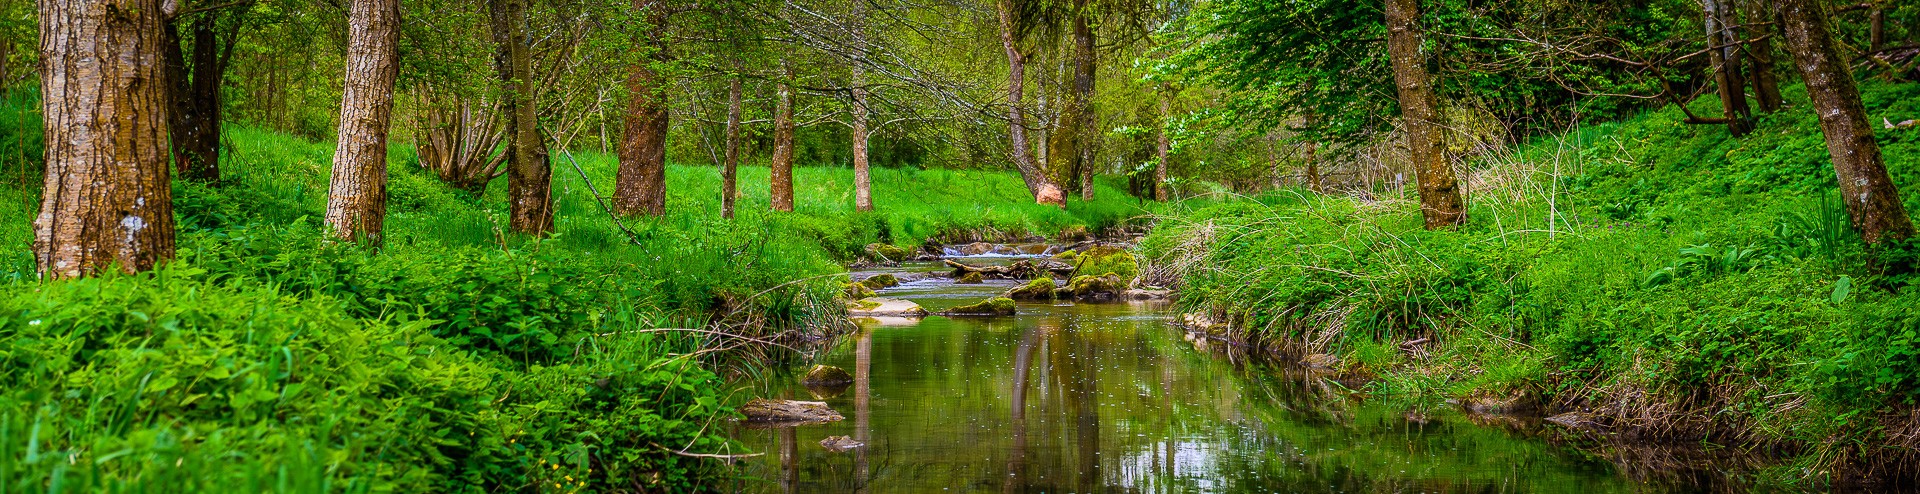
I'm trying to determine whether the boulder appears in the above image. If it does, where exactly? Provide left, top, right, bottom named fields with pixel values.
left=847, top=297, right=929, bottom=317
left=864, top=243, right=912, bottom=261
left=740, top=399, right=845, bottom=423
left=844, top=282, right=876, bottom=299
left=1066, top=274, right=1124, bottom=301
left=940, top=297, right=1017, bottom=316
left=859, top=273, right=900, bottom=290
left=1004, top=278, right=1058, bottom=300
left=1071, top=245, right=1139, bottom=283
left=955, top=272, right=984, bottom=284
left=961, top=242, right=996, bottom=256
left=1057, top=225, right=1092, bottom=242
left=1122, top=289, right=1172, bottom=300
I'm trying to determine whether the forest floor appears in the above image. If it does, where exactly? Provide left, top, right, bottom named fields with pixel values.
left=0, top=88, right=1142, bottom=491
left=1141, top=81, right=1920, bottom=487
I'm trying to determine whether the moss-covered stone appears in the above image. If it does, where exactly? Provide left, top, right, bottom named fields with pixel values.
left=865, top=243, right=913, bottom=261
left=1072, top=245, right=1138, bottom=283
left=1066, top=274, right=1125, bottom=301
left=802, top=365, right=854, bottom=386
left=1057, top=225, right=1092, bottom=242
left=859, top=273, right=900, bottom=289
left=845, top=282, right=877, bottom=299
left=956, top=272, right=984, bottom=284
left=942, top=297, right=1017, bottom=316
left=1004, top=277, right=1057, bottom=300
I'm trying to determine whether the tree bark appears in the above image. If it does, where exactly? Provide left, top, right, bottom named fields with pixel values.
left=164, top=11, right=239, bottom=184
left=850, top=2, right=873, bottom=212
left=489, top=0, right=552, bottom=235
left=1747, top=6, right=1785, bottom=113
left=721, top=75, right=742, bottom=219
left=324, top=0, right=400, bottom=244
left=35, top=0, right=176, bottom=278
left=771, top=64, right=796, bottom=212
left=1778, top=0, right=1915, bottom=244
left=614, top=0, right=669, bottom=217
left=1154, top=85, right=1170, bottom=201
left=1049, top=3, right=1096, bottom=198
left=1385, top=0, right=1465, bottom=229
left=1704, top=0, right=1753, bottom=136
left=994, top=0, right=1065, bottom=207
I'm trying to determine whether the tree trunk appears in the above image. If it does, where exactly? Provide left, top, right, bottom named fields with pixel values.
left=1704, top=0, right=1753, bottom=136
left=1778, top=0, right=1916, bottom=244
left=1870, top=7, right=1885, bottom=52
left=1049, top=3, right=1095, bottom=197
left=324, top=0, right=400, bottom=243
left=35, top=0, right=176, bottom=278
left=1747, top=8, right=1785, bottom=113
left=1385, top=0, right=1465, bottom=229
left=164, top=11, right=240, bottom=184
left=771, top=64, right=796, bottom=212
left=722, top=75, right=742, bottom=220
left=850, top=2, right=874, bottom=212
left=1154, top=86, right=1170, bottom=201
left=489, top=0, right=552, bottom=235
left=414, top=88, right=506, bottom=195
left=614, top=1, right=669, bottom=217
left=993, top=0, right=1065, bottom=207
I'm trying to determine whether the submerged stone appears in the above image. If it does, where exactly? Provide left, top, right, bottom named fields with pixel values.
left=941, top=297, right=1017, bottom=316
left=860, top=273, right=901, bottom=289
left=802, top=365, right=853, bottom=386
left=848, top=297, right=928, bottom=317
left=820, top=435, right=865, bottom=452
left=956, top=271, right=984, bottom=284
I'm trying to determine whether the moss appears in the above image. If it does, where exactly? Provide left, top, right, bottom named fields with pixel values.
left=860, top=273, right=900, bottom=289
left=845, top=282, right=877, bottom=299
left=956, top=272, right=984, bottom=284
left=1004, top=277, right=1057, bottom=300
left=865, top=243, right=912, bottom=261
left=943, top=297, right=1018, bottom=316
left=1072, top=245, right=1138, bottom=283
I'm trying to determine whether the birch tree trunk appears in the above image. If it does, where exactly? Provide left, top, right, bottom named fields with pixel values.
left=994, top=0, right=1065, bottom=207
left=324, top=0, right=400, bottom=243
left=770, top=64, right=796, bottom=212
left=1385, top=0, right=1465, bottom=228
left=489, top=0, right=552, bottom=235
left=614, top=0, right=669, bottom=217
left=1778, top=0, right=1915, bottom=244
left=35, top=0, right=176, bottom=278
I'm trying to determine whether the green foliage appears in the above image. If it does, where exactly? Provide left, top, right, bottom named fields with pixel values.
left=1070, top=245, right=1140, bottom=283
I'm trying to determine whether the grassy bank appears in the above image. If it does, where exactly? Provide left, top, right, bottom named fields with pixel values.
left=1141, top=81, right=1920, bottom=486
left=0, top=88, right=1141, bottom=491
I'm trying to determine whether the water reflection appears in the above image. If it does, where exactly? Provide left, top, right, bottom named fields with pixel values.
left=732, top=267, right=1654, bottom=493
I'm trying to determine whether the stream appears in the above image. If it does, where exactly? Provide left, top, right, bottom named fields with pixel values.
left=726, top=254, right=1675, bottom=493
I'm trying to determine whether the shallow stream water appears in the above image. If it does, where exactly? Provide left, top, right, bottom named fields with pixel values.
left=726, top=257, right=1676, bottom=493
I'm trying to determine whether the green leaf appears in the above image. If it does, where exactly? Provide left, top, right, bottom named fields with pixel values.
left=1830, top=276, right=1852, bottom=305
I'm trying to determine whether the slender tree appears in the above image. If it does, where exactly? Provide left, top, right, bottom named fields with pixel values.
left=35, top=0, right=176, bottom=278
left=1778, top=0, right=1914, bottom=244
left=721, top=75, right=742, bottom=219
left=324, top=0, right=400, bottom=243
left=614, top=0, right=671, bottom=217
left=1385, top=0, right=1465, bottom=228
left=849, top=0, right=873, bottom=212
left=1703, top=0, right=1752, bottom=136
left=1048, top=0, right=1096, bottom=198
left=163, top=4, right=248, bottom=184
left=1154, top=83, right=1171, bottom=201
left=994, top=0, right=1066, bottom=207
left=488, top=0, right=553, bottom=234
left=770, top=61, right=796, bottom=212
left=1744, top=0, right=1783, bottom=113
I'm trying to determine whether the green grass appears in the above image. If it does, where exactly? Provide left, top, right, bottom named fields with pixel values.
left=0, top=88, right=1142, bottom=491
left=1141, top=80, right=1920, bottom=486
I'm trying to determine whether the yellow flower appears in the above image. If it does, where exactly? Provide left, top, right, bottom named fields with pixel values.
left=551, top=464, right=559, bottom=470
left=565, top=476, right=573, bottom=481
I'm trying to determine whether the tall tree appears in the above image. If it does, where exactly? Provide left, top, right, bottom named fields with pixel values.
left=1744, top=0, right=1783, bottom=113
left=1047, top=0, right=1097, bottom=199
left=721, top=74, right=742, bottom=219
left=614, top=0, right=671, bottom=217
left=163, top=4, right=248, bottom=184
left=770, top=61, right=796, bottom=212
left=994, top=0, right=1066, bottom=207
left=488, top=0, right=553, bottom=235
left=1703, top=0, right=1752, bottom=136
left=35, top=0, right=176, bottom=278
left=1778, top=0, right=1915, bottom=244
left=1154, top=83, right=1171, bottom=201
left=849, top=0, right=873, bottom=212
left=324, top=0, right=400, bottom=243
left=1385, top=0, right=1465, bottom=228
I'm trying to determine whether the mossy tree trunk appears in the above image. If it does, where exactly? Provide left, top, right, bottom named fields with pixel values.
left=35, top=0, right=177, bottom=278
left=1385, top=0, right=1465, bottom=229
left=489, top=0, right=552, bottom=235
left=324, top=0, right=400, bottom=244
left=771, top=63, right=796, bottom=212
left=1778, top=0, right=1916, bottom=244
left=614, top=0, right=669, bottom=217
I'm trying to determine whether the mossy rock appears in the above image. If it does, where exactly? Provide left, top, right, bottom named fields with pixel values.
left=802, top=365, right=854, bottom=386
left=956, top=272, right=984, bottom=284
left=1050, top=250, right=1080, bottom=263
left=1004, top=278, right=1057, bottom=300
left=1066, top=274, right=1124, bottom=301
left=1072, top=245, right=1138, bottom=283
left=846, top=282, right=877, bottom=299
left=864, top=243, right=913, bottom=261
left=1057, top=225, right=1092, bottom=242
left=942, top=297, right=1017, bottom=316
left=859, top=273, right=900, bottom=289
